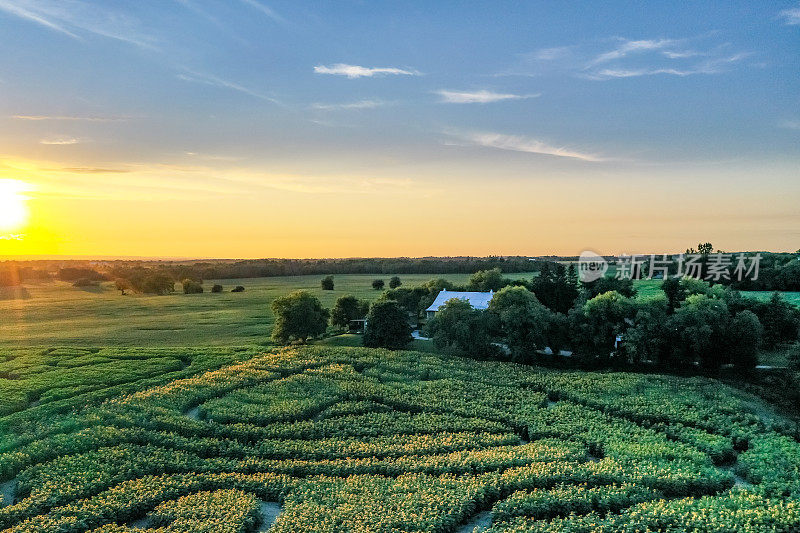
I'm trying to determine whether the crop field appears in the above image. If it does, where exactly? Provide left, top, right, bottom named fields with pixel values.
left=0, top=273, right=531, bottom=348
left=1, top=345, right=799, bottom=532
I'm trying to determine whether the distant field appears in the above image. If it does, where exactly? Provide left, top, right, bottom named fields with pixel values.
left=0, top=273, right=534, bottom=348
left=633, top=279, right=800, bottom=307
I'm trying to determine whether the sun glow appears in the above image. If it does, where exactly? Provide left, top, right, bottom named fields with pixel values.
left=0, top=179, right=31, bottom=232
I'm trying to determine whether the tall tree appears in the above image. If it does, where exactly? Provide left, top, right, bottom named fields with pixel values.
left=363, top=301, right=412, bottom=350
left=271, top=291, right=329, bottom=344
left=330, top=295, right=369, bottom=330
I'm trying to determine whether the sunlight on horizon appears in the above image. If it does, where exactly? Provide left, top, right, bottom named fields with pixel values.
left=0, top=179, right=31, bottom=233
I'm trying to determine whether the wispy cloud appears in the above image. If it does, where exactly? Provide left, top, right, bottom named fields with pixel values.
left=436, top=89, right=539, bottom=104
left=239, top=0, right=286, bottom=24
left=0, top=0, right=157, bottom=48
left=779, top=5, right=800, bottom=25
left=40, top=136, right=80, bottom=145
left=779, top=120, right=800, bottom=130
left=13, top=114, right=130, bottom=121
left=310, top=99, right=388, bottom=110
left=505, top=35, right=749, bottom=80
left=313, top=63, right=419, bottom=78
left=588, top=38, right=677, bottom=65
left=177, top=71, right=280, bottom=104
left=446, top=130, right=605, bottom=162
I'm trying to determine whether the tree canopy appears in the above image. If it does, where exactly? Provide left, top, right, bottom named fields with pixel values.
left=271, top=290, right=330, bottom=344
left=363, top=300, right=412, bottom=350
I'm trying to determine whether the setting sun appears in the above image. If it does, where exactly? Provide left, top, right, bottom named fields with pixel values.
left=0, top=179, right=30, bottom=232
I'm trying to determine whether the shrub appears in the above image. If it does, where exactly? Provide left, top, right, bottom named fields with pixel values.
left=389, top=276, right=402, bottom=289
left=321, top=275, right=335, bottom=291
left=114, top=278, right=132, bottom=295
left=72, top=278, right=97, bottom=288
left=271, top=290, right=329, bottom=344
left=232, top=286, right=245, bottom=292
left=372, top=279, right=385, bottom=290
left=363, top=300, right=412, bottom=350
left=211, top=284, right=223, bottom=293
left=182, top=279, right=204, bottom=294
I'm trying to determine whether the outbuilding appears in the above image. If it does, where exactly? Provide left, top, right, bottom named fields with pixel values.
left=425, top=290, right=494, bottom=319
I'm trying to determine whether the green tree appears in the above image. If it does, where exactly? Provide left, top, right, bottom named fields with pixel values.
left=330, top=295, right=369, bottom=330
left=622, top=297, right=673, bottom=365
left=136, top=273, right=175, bottom=295
left=363, top=300, right=412, bottom=350
left=372, top=279, right=385, bottom=290
left=531, top=262, right=579, bottom=313
left=582, top=291, right=637, bottom=359
left=698, top=242, right=714, bottom=255
left=661, top=277, right=684, bottom=314
left=424, top=298, right=494, bottom=357
left=182, top=279, right=204, bottom=294
left=581, top=276, right=636, bottom=300
left=389, top=276, right=402, bottom=289
left=271, top=290, right=330, bottom=344
left=211, top=284, right=223, bottom=293
left=788, top=343, right=800, bottom=372
left=488, top=286, right=552, bottom=362
left=468, top=268, right=508, bottom=292
left=727, top=310, right=762, bottom=370
left=672, top=294, right=730, bottom=369
left=321, top=275, right=335, bottom=291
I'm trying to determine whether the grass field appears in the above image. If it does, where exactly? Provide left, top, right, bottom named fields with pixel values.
left=0, top=345, right=798, bottom=531
left=0, top=273, right=532, bottom=348
left=633, top=278, right=800, bottom=307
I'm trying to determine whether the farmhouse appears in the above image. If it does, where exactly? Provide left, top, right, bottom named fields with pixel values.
left=425, top=290, right=494, bottom=319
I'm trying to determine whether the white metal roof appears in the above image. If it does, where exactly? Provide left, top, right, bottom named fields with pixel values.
left=425, top=290, right=494, bottom=312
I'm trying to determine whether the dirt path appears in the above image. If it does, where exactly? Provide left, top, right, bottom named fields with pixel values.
left=258, top=501, right=282, bottom=531
left=0, top=480, right=16, bottom=507
left=457, top=511, right=492, bottom=533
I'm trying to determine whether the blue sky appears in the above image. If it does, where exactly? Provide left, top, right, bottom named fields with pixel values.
left=0, top=1, right=798, bottom=257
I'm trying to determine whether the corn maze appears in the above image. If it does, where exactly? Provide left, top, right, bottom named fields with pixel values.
left=1, top=346, right=799, bottom=532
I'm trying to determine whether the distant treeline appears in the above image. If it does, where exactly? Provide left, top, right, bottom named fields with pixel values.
left=0, top=256, right=538, bottom=290
left=137, top=257, right=539, bottom=280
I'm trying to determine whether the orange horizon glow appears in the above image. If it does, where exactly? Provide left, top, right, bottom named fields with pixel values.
left=0, top=154, right=798, bottom=260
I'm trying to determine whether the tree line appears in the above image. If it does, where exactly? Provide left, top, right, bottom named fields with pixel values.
left=423, top=268, right=799, bottom=374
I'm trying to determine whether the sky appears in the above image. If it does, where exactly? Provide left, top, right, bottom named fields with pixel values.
left=0, top=1, right=798, bottom=258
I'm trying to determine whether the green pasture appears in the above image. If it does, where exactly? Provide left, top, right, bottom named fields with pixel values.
left=0, top=273, right=532, bottom=348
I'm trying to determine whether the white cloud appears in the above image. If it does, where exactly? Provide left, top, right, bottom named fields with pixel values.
left=779, top=120, right=800, bottom=130
left=40, top=136, right=80, bottom=145
left=310, top=99, right=388, bottom=110
left=0, top=0, right=157, bottom=48
left=313, top=63, right=419, bottom=78
left=779, top=6, right=800, bottom=25
left=435, top=89, right=539, bottom=104
left=508, top=35, right=748, bottom=81
left=589, top=38, right=677, bottom=65
left=239, top=0, right=286, bottom=24
left=447, top=130, right=604, bottom=162
left=177, top=71, right=280, bottom=104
